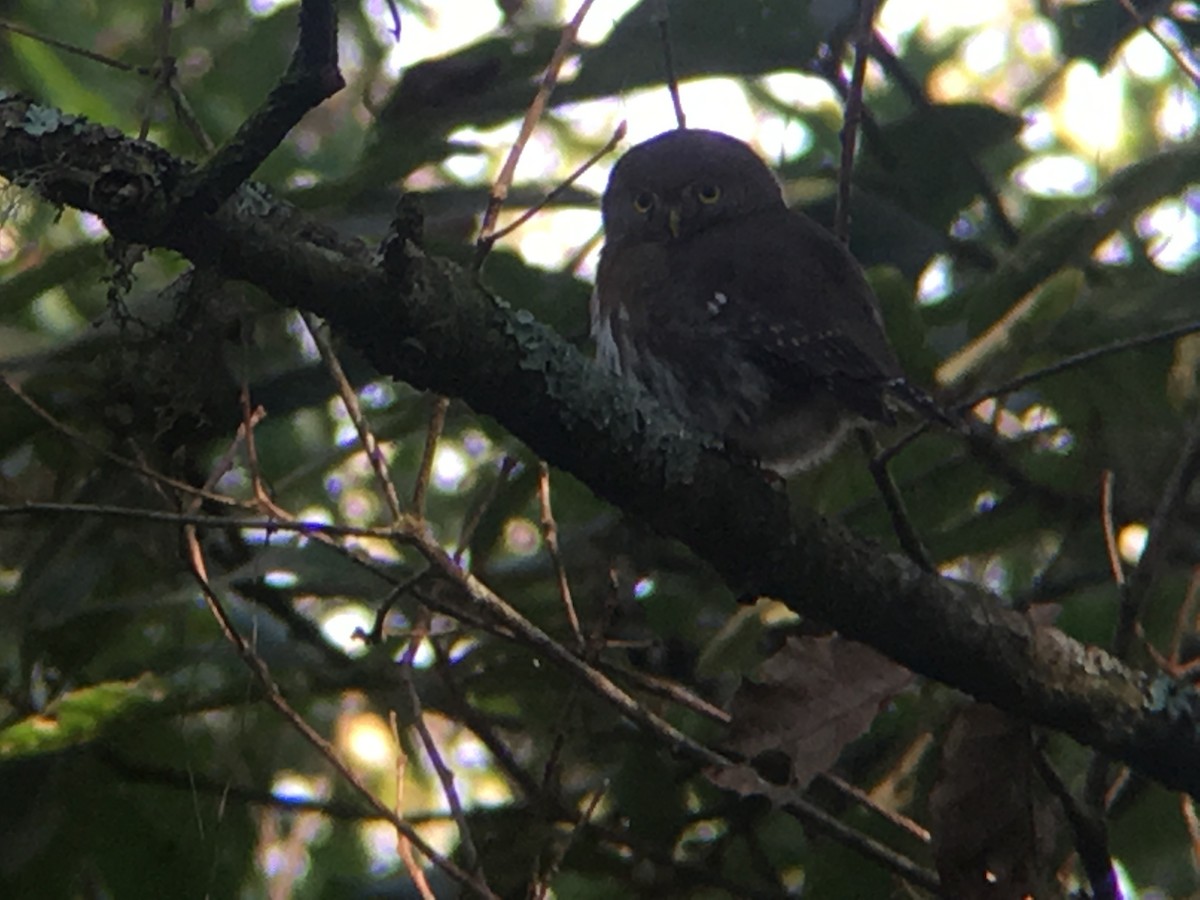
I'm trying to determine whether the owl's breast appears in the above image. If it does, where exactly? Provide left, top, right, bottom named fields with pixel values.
left=593, top=229, right=787, bottom=435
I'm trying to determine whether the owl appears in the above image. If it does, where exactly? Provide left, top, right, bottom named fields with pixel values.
left=592, top=128, right=921, bottom=475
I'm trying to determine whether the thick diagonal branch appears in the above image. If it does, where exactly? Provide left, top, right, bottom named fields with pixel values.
left=3, top=96, right=1200, bottom=799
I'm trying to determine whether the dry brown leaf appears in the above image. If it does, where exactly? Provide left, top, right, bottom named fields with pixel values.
left=708, top=635, right=913, bottom=802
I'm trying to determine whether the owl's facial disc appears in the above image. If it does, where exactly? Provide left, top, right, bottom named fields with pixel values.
left=632, top=184, right=723, bottom=241
left=604, top=130, right=784, bottom=245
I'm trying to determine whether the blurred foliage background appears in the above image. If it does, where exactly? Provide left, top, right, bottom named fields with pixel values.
left=1, top=0, right=1200, bottom=897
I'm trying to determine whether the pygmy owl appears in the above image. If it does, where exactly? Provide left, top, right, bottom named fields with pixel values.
left=592, top=128, right=926, bottom=475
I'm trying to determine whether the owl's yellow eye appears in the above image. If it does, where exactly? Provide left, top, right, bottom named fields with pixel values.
left=697, top=184, right=722, bottom=204
left=632, top=191, right=656, bottom=213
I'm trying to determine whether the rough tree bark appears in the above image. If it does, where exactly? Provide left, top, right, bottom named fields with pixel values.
left=3, top=92, right=1200, bottom=799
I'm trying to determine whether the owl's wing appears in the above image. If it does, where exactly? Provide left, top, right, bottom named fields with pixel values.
left=675, top=207, right=904, bottom=423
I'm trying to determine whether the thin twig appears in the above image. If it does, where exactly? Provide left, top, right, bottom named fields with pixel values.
left=303, top=312, right=404, bottom=523
left=0, top=501, right=421, bottom=538
left=783, top=798, right=942, bottom=895
left=1183, top=795, right=1200, bottom=868
left=538, top=461, right=584, bottom=649
left=565, top=227, right=605, bottom=274
left=815, top=773, right=931, bottom=844
left=382, top=0, right=402, bottom=41
left=652, top=0, right=686, bottom=128
left=455, top=455, right=519, bottom=562
left=880, top=318, right=1200, bottom=466
left=1, top=375, right=244, bottom=507
left=1116, top=0, right=1200, bottom=89
left=596, top=661, right=731, bottom=725
left=486, top=123, right=626, bottom=245
left=139, top=0, right=177, bottom=141
left=835, top=1, right=931, bottom=572
left=182, top=528, right=498, bottom=899
left=954, top=319, right=1200, bottom=415
left=388, top=712, right=438, bottom=900
left=397, top=614, right=485, bottom=878
left=532, top=787, right=606, bottom=900
left=0, top=19, right=153, bottom=73
left=475, top=0, right=598, bottom=265
left=1033, top=746, right=1119, bottom=900
left=433, top=643, right=545, bottom=801
left=199, top=404, right=267, bottom=506
left=362, top=571, right=431, bottom=645
left=237, top=380, right=278, bottom=517
left=97, top=748, right=455, bottom=823
left=834, top=0, right=876, bottom=243
left=1115, top=407, right=1200, bottom=659
left=411, top=532, right=730, bottom=768
left=411, top=394, right=449, bottom=518
left=868, top=31, right=1020, bottom=246
left=861, top=430, right=935, bottom=572
left=1100, top=471, right=1126, bottom=589
left=164, top=76, right=217, bottom=153
left=538, top=682, right=582, bottom=836
left=1168, top=567, right=1200, bottom=666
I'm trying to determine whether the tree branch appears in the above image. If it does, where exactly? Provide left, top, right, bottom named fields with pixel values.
left=4, top=95, right=1200, bottom=799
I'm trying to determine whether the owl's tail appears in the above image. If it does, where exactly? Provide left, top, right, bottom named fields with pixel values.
left=884, top=378, right=960, bottom=430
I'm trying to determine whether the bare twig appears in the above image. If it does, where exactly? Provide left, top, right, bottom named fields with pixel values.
left=532, top=787, right=606, bottom=900
left=182, top=528, right=497, bottom=899
left=411, top=531, right=730, bottom=768
left=1100, top=471, right=1126, bottom=589
left=486, top=123, right=626, bottom=245
left=1033, top=747, right=1119, bottom=900
left=538, top=461, right=584, bottom=649
left=1115, top=407, right=1200, bottom=659
left=783, top=798, right=942, bottom=894
left=834, top=0, right=876, bottom=243
left=455, top=455, right=519, bottom=561
left=362, top=571, right=430, bottom=645
left=433, top=643, right=544, bottom=800
left=388, top=712, right=438, bottom=900
left=954, top=319, right=1200, bottom=415
left=868, top=31, right=1020, bottom=245
left=382, top=0, right=402, bottom=42
left=138, top=0, right=177, bottom=141
left=596, top=662, right=731, bottom=725
left=1183, top=795, right=1200, bottom=869
left=164, top=71, right=217, bottom=152
left=1084, top=411, right=1200, bottom=848
left=815, top=773, right=931, bottom=844
left=397, top=616, right=485, bottom=879
left=880, top=318, right=1200, bottom=466
left=303, top=312, right=404, bottom=523
left=0, top=501, right=417, bottom=538
left=475, top=0, right=598, bottom=264
left=652, top=0, right=686, bottom=128
left=412, top=394, right=449, bottom=518
left=98, top=748, right=454, bottom=823
left=199, top=404, right=268, bottom=507
left=238, top=367, right=276, bottom=516
left=1168, top=567, right=1200, bottom=666
left=1, top=375, right=244, bottom=507
left=834, top=1, right=931, bottom=573
left=861, top=430, right=935, bottom=572
left=0, top=19, right=153, bottom=73
left=1116, top=0, right=1200, bottom=89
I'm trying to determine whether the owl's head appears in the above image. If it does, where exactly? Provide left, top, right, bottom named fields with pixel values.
left=601, top=129, right=785, bottom=244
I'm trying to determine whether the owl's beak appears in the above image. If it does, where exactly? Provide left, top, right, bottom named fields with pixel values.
left=667, top=205, right=681, bottom=239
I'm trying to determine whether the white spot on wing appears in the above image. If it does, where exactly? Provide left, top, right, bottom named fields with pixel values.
left=706, top=291, right=729, bottom=316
